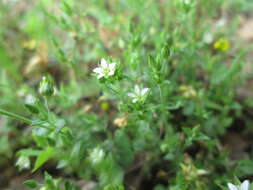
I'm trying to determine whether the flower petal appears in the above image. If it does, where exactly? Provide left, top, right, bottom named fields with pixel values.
left=109, top=62, right=117, bottom=70
left=108, top=70, right=115, bottom=76
left=132, top=98, right=138, bottom=103
left=134, top=85, right=141, bottom=94
left=93, top=67, right=102, bottom=74
left=228, top=183, right=238, bottom=190
left=127, top=93, right=135, bottom=98
left=141, top=88, right=149, bottom=96
left=240, top=180, right=249, bottom=190
left=97, top=73, right=105, bottom=79
left=101, top=58, right=107, bottom=68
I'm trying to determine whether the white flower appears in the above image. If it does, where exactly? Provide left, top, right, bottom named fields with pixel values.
left=89, top=147, right=105, bottom=165
left=228, top=180, right=250, bottom=190
left=127, top=85, right=150, bottom=103
left=203, top=33, right=213, bottom=44
left=216, top=18, right=227, bottom=28
left=93, top=58, right=117, bottom=79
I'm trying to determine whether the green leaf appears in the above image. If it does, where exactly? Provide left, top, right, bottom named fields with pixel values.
left=24, top=104, right=39, bottom=114
left=17, top=148, right=41, bottom=157
left=65, top=181, right=80, bottom=190
left=114, top=130, right=134, bottom=166
left=236, top=159, right=253, bottom=177
left=62, top=1, right=73, bottom=16
left=24, top=180, right=38, bottom=188
left=33, top=147, right=55, bottom=171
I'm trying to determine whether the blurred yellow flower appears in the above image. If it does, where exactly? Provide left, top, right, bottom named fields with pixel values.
left=214, top=38, right=230, bottom=51
left=100, top=101, right=110, bottom=111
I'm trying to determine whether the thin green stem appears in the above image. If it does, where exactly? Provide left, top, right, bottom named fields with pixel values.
left=158, top=84, right=163, bottom=106
left=123, top=74, right=134, bottom=82
left=0, top=110, right=68, bottom=136
left=106, top=84, right=118, bottom=94
left=0, top=109, right=32, bottom=124
left=43, top=97, right=50, bottom=113
left=158, top=84, right=167, bottom=126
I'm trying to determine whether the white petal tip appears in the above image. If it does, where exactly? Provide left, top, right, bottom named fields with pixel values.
left=227, top=183, right=238, bottom=190
left=241, top=180, right=250, bottom=190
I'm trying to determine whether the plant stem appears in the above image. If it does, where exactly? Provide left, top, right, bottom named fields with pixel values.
left=106, top=84, right=118, bottom=94
left=158, top=84, right=163, bottom=106
left=0, top=109, right=32, bottom=124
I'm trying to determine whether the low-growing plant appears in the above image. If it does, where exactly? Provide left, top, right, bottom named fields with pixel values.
left=1, top=0, right=253, bottom=189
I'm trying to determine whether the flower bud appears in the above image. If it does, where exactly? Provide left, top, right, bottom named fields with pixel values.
left=89, top=147, right=105, bottom=165
left=39, top=76, right=55, bottom=97
left=16, top=156, right=30, bottom=170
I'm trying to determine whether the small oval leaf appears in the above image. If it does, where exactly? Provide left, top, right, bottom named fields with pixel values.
left=24, top=179, right=38, bottom=188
